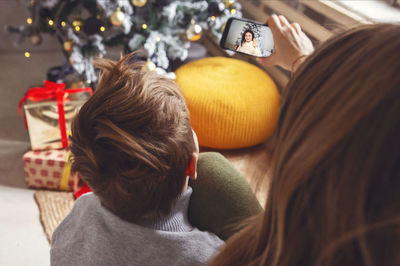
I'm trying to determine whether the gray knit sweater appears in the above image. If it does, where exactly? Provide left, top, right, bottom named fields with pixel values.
left=50, top=187, right=224, bottom=266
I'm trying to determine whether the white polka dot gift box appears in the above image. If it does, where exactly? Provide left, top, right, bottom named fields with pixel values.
left=23, top=149, right=79, bottom=192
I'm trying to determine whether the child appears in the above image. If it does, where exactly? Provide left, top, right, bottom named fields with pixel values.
left=50, top=53, right=224, bottom=265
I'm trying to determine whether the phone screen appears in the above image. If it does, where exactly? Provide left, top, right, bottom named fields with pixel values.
left=220, top=18, right=274, bottom=58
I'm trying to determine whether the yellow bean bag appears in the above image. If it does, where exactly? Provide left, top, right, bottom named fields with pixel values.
left=175, top=57, right=279, bottom=149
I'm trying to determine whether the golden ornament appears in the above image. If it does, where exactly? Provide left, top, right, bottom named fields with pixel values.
left=186, top=20, right=202, bottom=42
left=72, top=17, right=83, bottom=27
left=221, top=22, right=227, bottom=32
left=132, top=0, right=147, bottom=7
left=110, top=8, right=125, bottom=26
left=63, top=40, right=74, bottom=52
left=143, top=59, right=156, bottom=71
left=31, top=33, right=42, bottom=45
left=224, top=0, right=235, bottom=8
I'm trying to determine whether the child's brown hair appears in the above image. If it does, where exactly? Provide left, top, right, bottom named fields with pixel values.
left=70, top=53, right=195, bottom=222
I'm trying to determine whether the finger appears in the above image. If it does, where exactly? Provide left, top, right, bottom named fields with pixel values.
left=268, top=14, right=282, bottom=30
left=278, top=15, right=290, bottom=27
left=291, top=22, right=301, bottom=34
left=267, top=14, right=282, bottom=36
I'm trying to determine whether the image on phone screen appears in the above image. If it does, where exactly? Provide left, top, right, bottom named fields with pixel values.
left=221, top=18, right=274, bottom=57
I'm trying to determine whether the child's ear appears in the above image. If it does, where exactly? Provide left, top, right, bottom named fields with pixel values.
left=186, top=152, right=198, bottom=180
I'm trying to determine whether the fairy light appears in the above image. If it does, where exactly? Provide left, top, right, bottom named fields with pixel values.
left=156, top=36, right=161, bottom=42
left=142, top=23, right=148, bottom=30
left=24, top=52, right=31, bottom=58
left=194, top=24, right=202, bottom=34
left=100, top=26, right=106, bottom=32
left=75, top=26, right=80, bottom=31
left=61, top=21, right=66, bottom=27
left=211, top=16, right=216, bottom=21
left=27, top=18, right=33, bottom=24
left=48, top=19, right=54, bottom=26
left=230, top=9, right=237, bottom=15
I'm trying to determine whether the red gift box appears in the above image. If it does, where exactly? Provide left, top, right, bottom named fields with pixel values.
left=23, top=149, right=79, bottom=191
left=18, top=80, right=92, bottom=150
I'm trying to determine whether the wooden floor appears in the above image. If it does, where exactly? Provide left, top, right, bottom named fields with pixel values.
left=201, top=139, right=274, bottom=206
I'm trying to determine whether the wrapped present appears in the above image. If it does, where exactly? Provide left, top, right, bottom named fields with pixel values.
left=23, top=149, right=80, bottom=192
left=18, top=80, right=92, bottom=150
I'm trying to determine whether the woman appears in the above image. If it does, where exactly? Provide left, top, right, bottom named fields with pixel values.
left=211, top=15, right=400, bottom=266
left=236, top=29, right=262, bottom=56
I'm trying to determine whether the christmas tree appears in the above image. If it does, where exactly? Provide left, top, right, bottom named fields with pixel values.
left=8, top=0, right=242, bottom=84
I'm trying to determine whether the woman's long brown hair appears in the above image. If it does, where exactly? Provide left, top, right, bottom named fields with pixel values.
left=211, top=23, right=400, bottom=266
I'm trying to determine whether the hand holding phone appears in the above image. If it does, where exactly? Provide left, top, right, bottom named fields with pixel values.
left=220, top=17, right=274, bottom=58
left=257, top=15, right=314, bottom=72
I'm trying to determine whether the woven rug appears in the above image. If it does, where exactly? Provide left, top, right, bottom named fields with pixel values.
left=34, top=190, right=75, bottom=242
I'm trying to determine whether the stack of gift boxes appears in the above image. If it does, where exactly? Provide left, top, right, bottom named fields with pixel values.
left=20, top=80, right=92, bottom=195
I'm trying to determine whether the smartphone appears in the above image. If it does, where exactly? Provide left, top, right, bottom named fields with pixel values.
left=220, top=17, right=274, bottom=58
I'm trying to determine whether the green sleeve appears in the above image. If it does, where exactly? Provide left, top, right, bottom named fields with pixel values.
left=188, top=152, right=263, bottom=240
